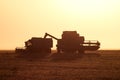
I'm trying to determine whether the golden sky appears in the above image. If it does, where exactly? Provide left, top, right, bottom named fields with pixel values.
left=0, top=0, right=120, bottom=50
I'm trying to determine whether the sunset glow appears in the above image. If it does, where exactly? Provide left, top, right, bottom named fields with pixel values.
left=0, top=0, right=120, bottom=50
left=56, top=0, right=105, bottom=12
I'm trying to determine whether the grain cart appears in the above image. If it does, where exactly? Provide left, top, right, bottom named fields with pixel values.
left=44, top=31, right=100, bottom=53
left=15, top=37, right=53, bottom=54
left=25, top=37, right=53, bottom=53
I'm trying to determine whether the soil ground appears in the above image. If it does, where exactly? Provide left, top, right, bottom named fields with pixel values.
left=0, top=50, right=120, bottom=80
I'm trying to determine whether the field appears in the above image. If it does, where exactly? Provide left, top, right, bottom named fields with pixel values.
left=0, top=50, right=120, bottom=80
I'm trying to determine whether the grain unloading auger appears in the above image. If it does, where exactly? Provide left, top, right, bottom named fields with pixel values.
left=44, top=31, right=100, bottom=53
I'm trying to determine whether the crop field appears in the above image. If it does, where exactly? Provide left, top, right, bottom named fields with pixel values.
left=0, top=50, right=120, bottom=80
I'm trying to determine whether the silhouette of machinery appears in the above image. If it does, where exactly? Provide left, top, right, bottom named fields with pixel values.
left=24, top=37, right=53, bottom=53
left=44, top=31, right=100, bottom=53
left=16, top=37, right=53, bottom=53
left=15, top=31, right=100, bottom=54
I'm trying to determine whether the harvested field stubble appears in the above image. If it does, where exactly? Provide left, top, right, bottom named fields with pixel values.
left=0, top=50, right=120, bottom=80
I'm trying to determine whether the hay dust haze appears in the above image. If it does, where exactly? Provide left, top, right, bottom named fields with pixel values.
left=0, top=0, right=120, bottom=50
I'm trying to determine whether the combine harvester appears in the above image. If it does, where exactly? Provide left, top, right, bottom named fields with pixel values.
left=15, top=31, right=100, bottom=57
left=44, top=31, right=100, bottom=53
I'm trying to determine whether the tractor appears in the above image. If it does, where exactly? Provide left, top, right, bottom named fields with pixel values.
left=15, top=37, right=53, bottom=54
